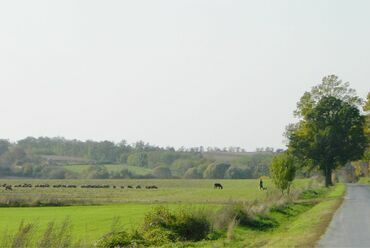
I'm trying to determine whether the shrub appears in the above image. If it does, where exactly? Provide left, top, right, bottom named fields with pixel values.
left=142, top=207, right=212, bottom=243
left=98, top=207, right=213, bottom=247
left=270, top=152, right=296, bottom=194
left=96, top=231, right=135, bottom=248
left=174, top=209, right=211, bottom=241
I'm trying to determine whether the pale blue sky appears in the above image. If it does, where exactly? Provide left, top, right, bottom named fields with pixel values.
left=0, top=0, right=369, bottom=150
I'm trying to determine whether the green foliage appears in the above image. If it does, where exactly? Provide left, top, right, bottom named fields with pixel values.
left=288, top=76, right=368, bottom=186
left=152, top=166, right=172, bottom=179
left=224, top=166, right=252, bottom=179
left=142, top=206, right=211, bottom=243
left=270, top=153, right=296, bottom=194
left=183, top=167, right=202, bottom=179
left=98, top=206, right=212, bottom=247
left=127, top=152, right=149, bottom=167
left=233, top=153, right=272, bottom=178
left=86, top=165, right=109, bottom=179
left=295, top=75, right=362, bottom=117
left=203, top=163, right=231, bottom=179
left=0, top=139, right=10, bottom=156
left=171, top=159, right=194, bottom=177
left=96, top=230, right=147, bottom=248
left=363, top=92, right=370, bottom=162
left=0, top=136, right=279, bottom=179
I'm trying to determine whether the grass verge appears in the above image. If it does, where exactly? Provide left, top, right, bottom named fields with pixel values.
left=192, top=183, right=346, bottom=248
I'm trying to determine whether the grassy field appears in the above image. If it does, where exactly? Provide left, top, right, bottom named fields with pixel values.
left=0, top=178, right=340, bottom=247
left=0, top=179, right=311, bottom=205
left=63, top=164, right=153, bottom=175
left=0, top=203, right=213, bottom=244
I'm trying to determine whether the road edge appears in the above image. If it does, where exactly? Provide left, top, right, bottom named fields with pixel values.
left=314, top=184, right=346, bottom=247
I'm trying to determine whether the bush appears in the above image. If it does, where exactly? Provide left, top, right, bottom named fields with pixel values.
left=97, top=207, right=213, bottom=247
left=142, top=207, right=212, bottom=243
left=96, top=231, right=139, bottom=248
left=270, top=152, right=296, bottom=194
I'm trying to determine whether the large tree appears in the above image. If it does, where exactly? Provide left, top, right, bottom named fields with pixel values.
left=287, top=76, right=368, bottom=186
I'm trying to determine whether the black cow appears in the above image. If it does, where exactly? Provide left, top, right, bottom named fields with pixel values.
left=214, top=183, right=223, bottom=189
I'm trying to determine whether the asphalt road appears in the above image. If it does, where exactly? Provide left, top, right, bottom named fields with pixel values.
left=319, top=184, right=370, bottom=248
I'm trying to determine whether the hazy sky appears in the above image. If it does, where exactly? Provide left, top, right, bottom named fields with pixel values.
left=0, top=0, right=369, bottom=150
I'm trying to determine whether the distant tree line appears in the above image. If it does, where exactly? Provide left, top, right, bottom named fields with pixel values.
left=0, top=137, right=277, bottom=180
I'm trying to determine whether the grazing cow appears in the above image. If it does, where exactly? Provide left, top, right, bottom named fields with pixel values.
left=145, top=185, right=158, bottom=189
left=120, top=186, right=125, bottom=189
left=136, top=185, right=141, bottom=189
left=128, top=185, right=133, bottom=189
left=214, top=183, right=223, bottom=189
left=5, top=185, right=12, bottom=191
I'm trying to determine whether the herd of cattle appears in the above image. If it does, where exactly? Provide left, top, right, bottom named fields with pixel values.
left=0, top=183, right=223, bottom=191
left=0, top=183, right=158, bottom=191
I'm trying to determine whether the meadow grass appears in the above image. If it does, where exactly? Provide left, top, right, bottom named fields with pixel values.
left=0, top=203, right=216, bottom=244
left=0, top=178, right=315, bottom=246
left=0, top=179, right=310, bottom=205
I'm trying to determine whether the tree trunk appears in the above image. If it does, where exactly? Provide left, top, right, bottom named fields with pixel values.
left=324, top=165, right=333, bottom=187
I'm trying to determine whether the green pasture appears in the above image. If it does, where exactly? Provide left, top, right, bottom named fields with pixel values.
left=0, top=203, right=211, bottom=244
left=0, top=179, right=313, bottom=245
left=0, top=179, right=310, bottom=205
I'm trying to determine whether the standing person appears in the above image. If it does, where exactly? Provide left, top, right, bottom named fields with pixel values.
left=259, top=178, right=264, bottom=190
